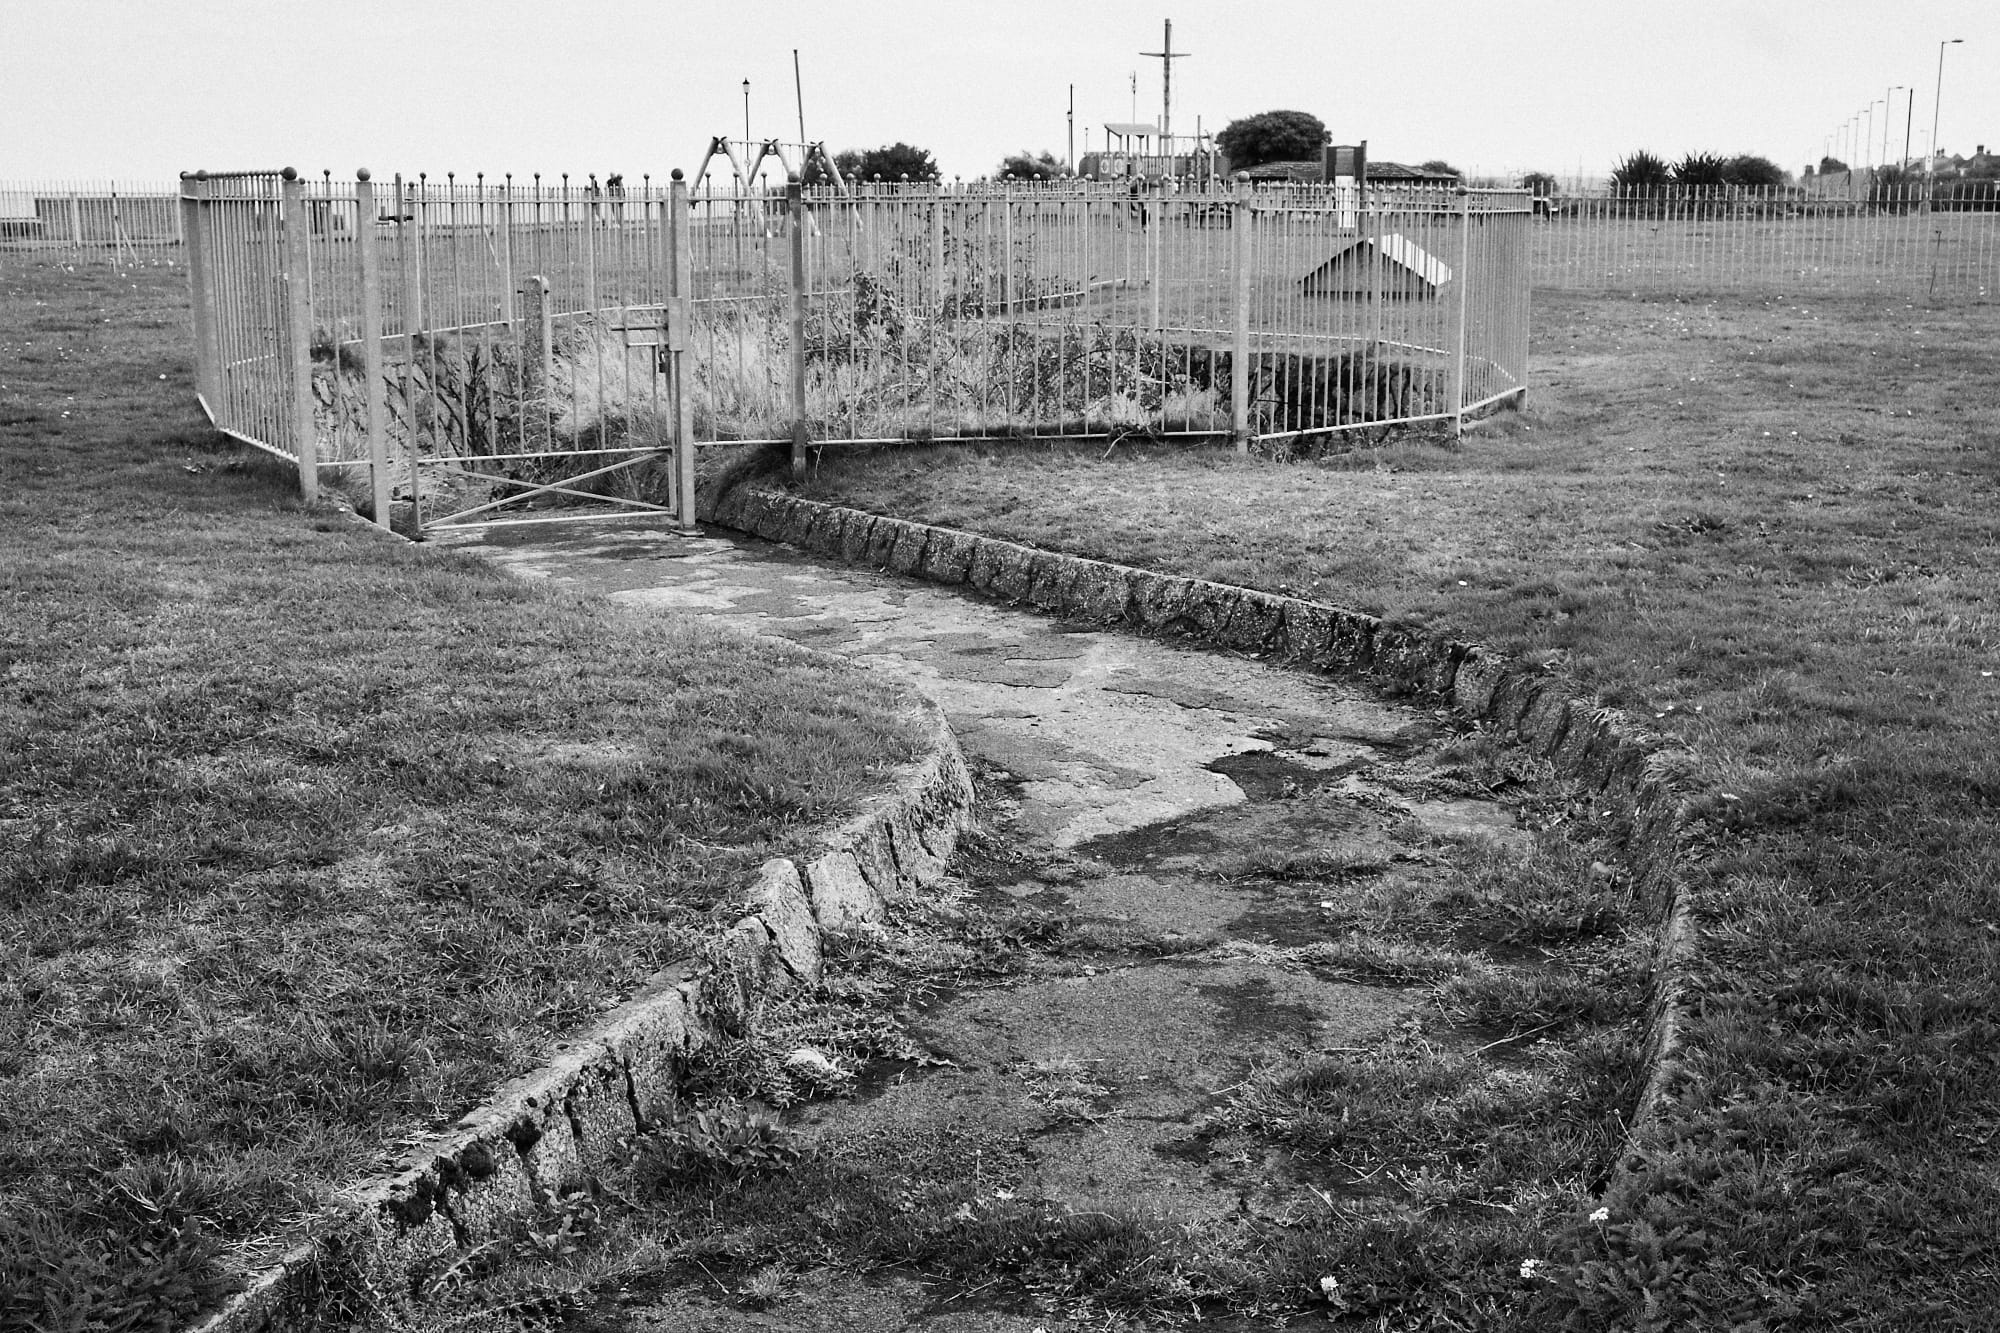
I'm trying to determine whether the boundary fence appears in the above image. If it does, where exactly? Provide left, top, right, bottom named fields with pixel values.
left=176, top=168, right=1531, bottom=536
left=1534, top=184, right=1999, bottom=299
left=0, top=179, right=183, bottom=262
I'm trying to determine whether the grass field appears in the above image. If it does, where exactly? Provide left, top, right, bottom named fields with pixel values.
left=797, top=290, right=2000, bottom=1328
left=0, top=260, right=924, bottom=1329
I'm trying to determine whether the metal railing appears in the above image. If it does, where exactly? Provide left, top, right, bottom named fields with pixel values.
left=1531, top=183, right=1999, bottom=299
left=0, top=179, right=183, bottom=262
left=681, top=179, right=1531, bottom=451
left=178, top=168, right=1533, bottom=533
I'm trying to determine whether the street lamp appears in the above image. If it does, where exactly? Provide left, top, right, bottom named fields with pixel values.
left=742, top=79, right=751, bottom=156
left=1884, top=86, right=1903, bottom=169
left=1931, top=39, right=1964, bottom=179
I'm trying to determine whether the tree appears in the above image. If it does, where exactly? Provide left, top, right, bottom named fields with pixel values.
left=1521, top=171, right=1558, bottom=196
left=1215, top=111, right=1327, bottom=171
left=1612, top=150, right=1671, bottom=194
left=818, top=142, right=939, bottom=185
left=1672, top=152, right=1729, bottom=187
left=1419, top=159, right=1462, bottom=179
left=997, top=150, right=1065, bottom=180
left=1724, top=154, right=1786, bottom=188
left=1817, top=155, right=1849, bottom=176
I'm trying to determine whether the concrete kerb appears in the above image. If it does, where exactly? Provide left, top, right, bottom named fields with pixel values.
left=184, top=700, right=973, bottom=1333
left=702, top=480, right=1706, bottom=1198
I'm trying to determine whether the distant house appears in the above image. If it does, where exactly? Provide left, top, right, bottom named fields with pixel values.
left=1239, top=159, right=1326, bottom=183
left=1299, top=233, right=1454, bottom=299
left=1364, top=161, right=1461, bottom=186
left=1234, top=158, right=1460, bottom=187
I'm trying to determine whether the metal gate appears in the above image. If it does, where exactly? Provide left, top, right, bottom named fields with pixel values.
left=180, top=168, right=699, bottom=537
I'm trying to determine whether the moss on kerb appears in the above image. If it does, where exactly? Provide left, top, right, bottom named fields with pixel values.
left=181, top=700, right=973, bottom=1333
left=704, top=478, right=1703, bottom=1199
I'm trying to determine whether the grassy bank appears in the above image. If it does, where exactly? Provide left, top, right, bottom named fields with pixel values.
left=795, top=291, right=2000, bottom=1328
left=0, top=259, right=922, bottom=1329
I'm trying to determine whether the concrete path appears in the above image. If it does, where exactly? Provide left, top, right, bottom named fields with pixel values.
left=440, top=520, right=1529, bottom=1331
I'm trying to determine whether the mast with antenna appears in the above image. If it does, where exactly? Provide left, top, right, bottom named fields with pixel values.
left=1141, top=18, right=1191, bottom=147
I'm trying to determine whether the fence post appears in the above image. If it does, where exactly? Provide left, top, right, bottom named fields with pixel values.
left=354, top=170, right=390, bottom=529
left=519, top=274, right=552, bottom=451
left=1450, top=186, right=1472, bottom=438
left=669, top=170, right=699, bottom=535
left=1230, top=171, right=1252, bottom=453
left=279, top=169, right=318, bottom=501
left=497, top=183, right=516, bottom=328
left=396, top=176, right=424, bottom=534
left=178, top=173, right=223, bottom=421
left=788, top=176, right=808, bottom=480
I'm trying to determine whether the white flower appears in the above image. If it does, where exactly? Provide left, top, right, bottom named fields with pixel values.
left=1318, top=1275, right=1340, bottom=1299
left=1519, top=1258, right=1544, bottom=1280
left=1589, top=1206, right=1611, bottom=1224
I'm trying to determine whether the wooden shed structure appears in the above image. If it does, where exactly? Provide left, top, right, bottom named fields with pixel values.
left=1299, top=233, right=1454, bottom=300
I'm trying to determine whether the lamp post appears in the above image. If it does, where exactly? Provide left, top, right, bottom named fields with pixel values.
left=1931, top=39, right=1963, bottom=181
left=742, top=79, right=751, bottom=157
left=1884, top=86, right=1902, bottom=169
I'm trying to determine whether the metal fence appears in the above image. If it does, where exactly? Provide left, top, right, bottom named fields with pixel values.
left=177, top=168, right=1531, bottom=535
left=0, top=179, right=184, bottom=262
left=1533, top=184, right=1999, bottom=299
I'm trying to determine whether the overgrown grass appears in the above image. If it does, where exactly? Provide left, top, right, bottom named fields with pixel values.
left=793, top=290, right=2000, bottom=1328
left=0, top=258, right=923, bottom=1329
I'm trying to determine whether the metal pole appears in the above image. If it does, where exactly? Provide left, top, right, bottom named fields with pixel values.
left=1450, top=187, right=1472, bottom=438
left=397, top=174, right=423, bottom=533
left=793, top=49, right=806, bottom=145
left=1903, top=88, right=1915, bottom=169
left=1229, top=171, right=1251, bottom=453
left=279, top=168, right=317, bottom=500
left=1932, top=39, right=1964, bottom=189
left=788, top=176, right=808, bottom=479
left=669, top=169, right=698, bottom=534
left=1884, top=86, right=1901, bottom=170
left=355, top=170, right=390, bottom=528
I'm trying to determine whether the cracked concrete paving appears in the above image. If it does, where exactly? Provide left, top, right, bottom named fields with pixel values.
left=439, top=519, right=1531, bottom=1331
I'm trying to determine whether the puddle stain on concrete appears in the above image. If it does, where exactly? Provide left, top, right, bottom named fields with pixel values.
left=437, top=520, right=1540, bottom=1330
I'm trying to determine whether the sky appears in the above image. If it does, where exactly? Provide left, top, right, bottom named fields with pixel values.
left=2, top=0, right=1996, bottom=187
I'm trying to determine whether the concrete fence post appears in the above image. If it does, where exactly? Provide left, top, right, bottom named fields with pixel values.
left=1450, top=186, right=1472, bottom=438
left=354, top=170, right=391, bottom=529
left=179, top=172, right=223, bottom=421
left=669, top=171, right=699, bottom=535
left=519, top=274, right=553, bottom=451
left=788, top=176, right=808, bottom=480
left=279, top=168, right=318, bottom=501
left=1230, top=171, right=1253, bottom=453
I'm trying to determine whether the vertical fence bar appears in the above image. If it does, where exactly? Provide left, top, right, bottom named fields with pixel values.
left=355, top=170, right=390, bottom=529
left=1230, top=172, right=1252, bottom=452
left=788, top=177, right=808, bottom=478
left=280, top=169, right=317, bottom=499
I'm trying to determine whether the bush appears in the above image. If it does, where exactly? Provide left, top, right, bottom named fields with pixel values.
left=1611, top=150, right=1671, bottom=194
left=1724, top=154, right=1787, bottom=188
left=827, top=142, right=939, bottom=184
left=1521, top=171, right=1558, bottom=196
left=1419, top=159, right=1463, bottom=179
left=997, top=150, right=1065, bottom=181
left=1672, top=152, right=1729, bottom=188
left=1216, top=110, right=1327, bottom=171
